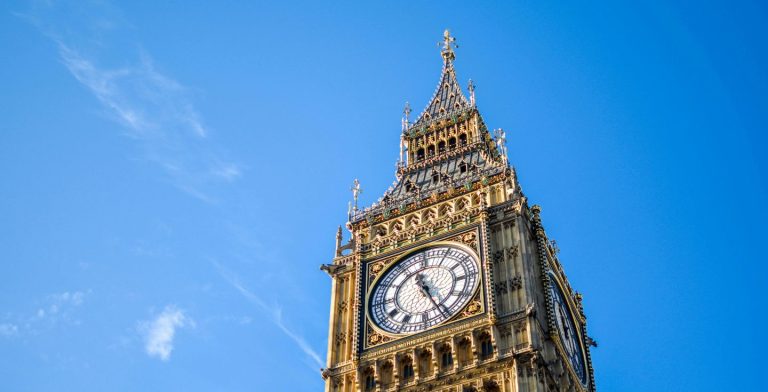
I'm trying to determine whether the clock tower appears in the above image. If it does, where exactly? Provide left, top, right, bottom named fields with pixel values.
left=321, top=31, right=596, bottom=392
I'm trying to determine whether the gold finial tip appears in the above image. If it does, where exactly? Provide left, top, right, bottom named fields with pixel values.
left=440, top=29, right=458, bottom=62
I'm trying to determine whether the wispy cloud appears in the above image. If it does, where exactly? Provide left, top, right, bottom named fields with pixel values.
left=36, top=290, right=88, bottom=321
left=0, top=323, right=19, bottom=337
left=214, top=262, right=324, bottom=368
left=0, top=290, right=90, bottom=338
left=139, top=306, right=193, bottom=361
left=20, top=2, right=242, bottom=202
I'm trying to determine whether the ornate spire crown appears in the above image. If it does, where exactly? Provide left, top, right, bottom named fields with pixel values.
left=410, top=29, right=472, bottom=129
left=346, top=30, right=510, bottom=224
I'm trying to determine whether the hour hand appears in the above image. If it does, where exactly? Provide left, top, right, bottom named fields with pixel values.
left=414, top=275, right=430, bottom=295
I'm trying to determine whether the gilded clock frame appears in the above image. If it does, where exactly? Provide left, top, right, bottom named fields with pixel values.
left=361, top=227, right=488, bottom=349
left=547, top=270, right=590, bottom=388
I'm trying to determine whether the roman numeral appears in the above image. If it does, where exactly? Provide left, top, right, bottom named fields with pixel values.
left=389, top=309, right=399, bottom=317
left=402, top=314, right=411, bottom=323
left=455, top=275, right=466, bottom=281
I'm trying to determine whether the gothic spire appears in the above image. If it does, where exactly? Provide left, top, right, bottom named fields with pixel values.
left=411, top=30, right=472, bottom=128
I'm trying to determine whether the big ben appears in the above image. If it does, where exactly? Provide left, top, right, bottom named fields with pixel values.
left=321, top=30, right=596, bottom=392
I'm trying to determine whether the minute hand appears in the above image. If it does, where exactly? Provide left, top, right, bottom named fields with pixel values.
left=425, top=289, right=446, bottom=316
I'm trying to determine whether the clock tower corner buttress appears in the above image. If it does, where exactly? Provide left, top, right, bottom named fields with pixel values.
left=321, top=30, right=596, bottom=392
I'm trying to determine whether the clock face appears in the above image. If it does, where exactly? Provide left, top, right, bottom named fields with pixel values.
left=549, top=273, right=587, bottom=385
left=369, top=245, right=480, bottom=335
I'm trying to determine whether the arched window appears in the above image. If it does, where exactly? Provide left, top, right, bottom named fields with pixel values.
left=483, top=380, right=501, bottom=392
left=427, top=145, right=435, bottom=158
left=363, top=368, right=375, bottom=391
left=459, top=162, right=468, bottom=174
left=449, top=137, right=457, bottom=150
left=416, top=148, right=425, bottom=161
left=440, top=346, right=453, bottom=369
left=418, top=350, right=433, bottom=377
left=459, top=133, right=467, bottom=146
left=401, top=356, right=414, bottom=382
left=438, top=141, right=446, bottom=153
left=380, top=361, right=393, bottom=386
left=457, top=337, right=472, bottom=365
left=479, top=332, right=493, bottom=359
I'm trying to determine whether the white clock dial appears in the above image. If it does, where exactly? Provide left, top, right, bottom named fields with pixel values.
left=369, top=245, right=479, bottom=335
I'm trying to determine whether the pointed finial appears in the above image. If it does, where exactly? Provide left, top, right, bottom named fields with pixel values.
left=494, top=128, right=508, bottom=164
left=350, top=179, right=362, bottom=211
left=403, top=102, right=411, bottom=122
left=334, top=225, right=343, bottom=257
left=401, top=102, right=411, bottom=132
left=439, top=29, right=458, bottom=64
left=468, top=79, right=476, bottom=105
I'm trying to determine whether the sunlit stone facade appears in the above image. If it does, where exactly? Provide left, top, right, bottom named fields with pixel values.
left=321, top=31, right=596, bottom=392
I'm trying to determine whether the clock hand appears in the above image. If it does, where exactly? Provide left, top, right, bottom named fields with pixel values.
left=415, top=275, right=431, bottom=297
left=414, top=275, right=445, bottom=315
left=426, top=291, right=446, bottom=316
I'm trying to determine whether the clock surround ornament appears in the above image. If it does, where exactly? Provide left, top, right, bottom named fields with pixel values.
left=367, top=244, right=480, bottom=335
left=549, top=273, right=588, bottom=385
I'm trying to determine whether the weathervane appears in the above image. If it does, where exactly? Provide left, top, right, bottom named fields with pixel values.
left=439, top=29, right=458, bottom=63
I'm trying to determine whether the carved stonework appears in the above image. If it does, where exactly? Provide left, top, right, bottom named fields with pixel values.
left=495, top=275, right=521, bottom=295
left=370, top=261, right=384, bottom=275
left=366, top=320, right=393, bottom=348
left=508, top=244, right=519, bottom=259
left=462, top=300, right=482, bottom=317
left=369, top=332, right=382, bottom=345
left=492, top=250, right=504, bottom=263
left=324, top=32, right=595, bottom=392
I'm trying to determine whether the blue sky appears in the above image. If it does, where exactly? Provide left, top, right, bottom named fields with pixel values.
left=1, top=1, right=766, bottom=391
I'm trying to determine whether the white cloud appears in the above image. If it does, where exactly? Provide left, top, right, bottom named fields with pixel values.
left=21, top=3, right=242, bottom=203
left=214, top=262, right=324, bottom=368
left=51, top=291, right=86, bottom=307
left=0, top=323, right=18, bottom=337
left=140, top=306, right=193, bottom=361
left=34, top=290, right=89, bottom=322
left=1, top=290, right=89, bottom=337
